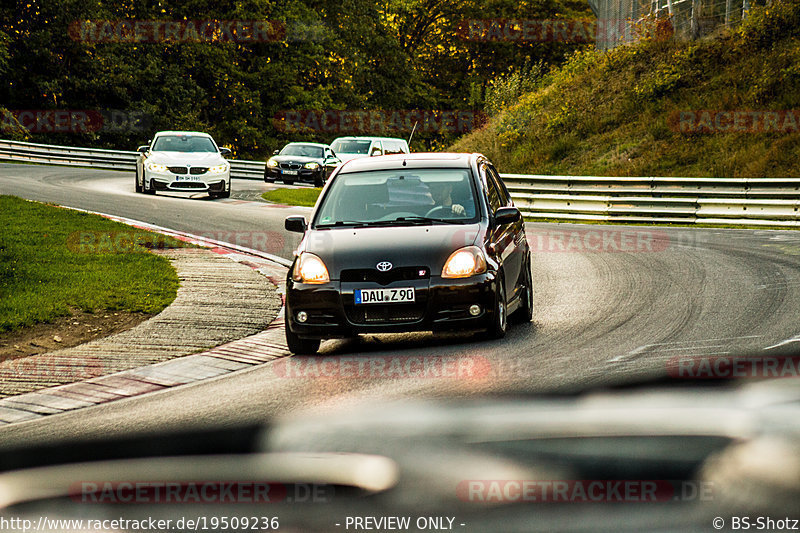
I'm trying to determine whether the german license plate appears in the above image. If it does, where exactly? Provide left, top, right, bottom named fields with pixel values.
left=176, top=176, right=201, bottom=181
left=283, top=169, right=298, bottom=175
left=354, top=287, right=415, bottom=305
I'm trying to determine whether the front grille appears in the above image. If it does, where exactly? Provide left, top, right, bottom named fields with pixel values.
left=341, top=266, right=429, bottom=286
left=189, top=167, right=208, bottom=175
left=171, top=182, right=204, bottom=189
left=168, top=166, right=188, bottom=174
left=346, top=304, right=425, bottom=324
left=280, top=162, right=302, bottom=170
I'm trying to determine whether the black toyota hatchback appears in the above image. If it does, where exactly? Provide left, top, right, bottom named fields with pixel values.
left=283, top=153, right=532, bottom=354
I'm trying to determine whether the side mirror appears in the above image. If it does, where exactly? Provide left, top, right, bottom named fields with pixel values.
left=273, top=149, right=280, bottom=155
left=137, top=145, right=149, bottom=154
left=494, top=206, right=521, bottom=225
left=285, top=216, right=307, bottom=233
left=220, top=147, right=232, bottom=157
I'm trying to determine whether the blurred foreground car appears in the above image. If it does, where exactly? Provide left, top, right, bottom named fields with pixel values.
left=265, top=142, right=340, bottom=187
left=135, top=131, right=232, bottom=198
left=1, top=376, right=799, bottom=532
left=283, top=152, right=533, bottom=354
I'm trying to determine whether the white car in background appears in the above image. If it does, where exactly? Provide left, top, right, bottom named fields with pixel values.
left=135, top=131, right=232, bottom=198
left=329, top=136, right=409, bottom=164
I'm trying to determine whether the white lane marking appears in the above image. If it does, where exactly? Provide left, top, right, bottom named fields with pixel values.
left=764, top=334, right=800, bottom=350
left=608, top=335, right=762, bottom=363
left=57, top=205, right=294, bottom=267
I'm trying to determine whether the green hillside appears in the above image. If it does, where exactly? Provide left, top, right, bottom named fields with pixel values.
left=452, top=0, right=800, bottom=178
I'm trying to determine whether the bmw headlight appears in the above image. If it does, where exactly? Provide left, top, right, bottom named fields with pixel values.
left=292, top=252, right=330, bottom=284
left=304, top=162, right=320, bottom=170
left=146, top=162, right=168, bottom=173
left=442, top=246, right=487, bottom=278
left=267, top=159, right=279, bottom=168
left=208, top=163, right=229, bottom=174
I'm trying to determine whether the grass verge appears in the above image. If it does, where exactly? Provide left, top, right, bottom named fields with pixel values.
left=0, top=195, right=185, bottom=332
left=262, top=187, right=322, bottom=207
left=452, top=0, right=800, bottom=178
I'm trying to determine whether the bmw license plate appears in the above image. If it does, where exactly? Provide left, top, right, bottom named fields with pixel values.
left=354, top=287, right=415, bottom=305
left=283, top=170, right=298, bottom=175
left=176, top=176, right=201, bottom=181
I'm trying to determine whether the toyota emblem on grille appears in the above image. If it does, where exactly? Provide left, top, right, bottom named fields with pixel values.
left=376, top=261, right=393, bottom=272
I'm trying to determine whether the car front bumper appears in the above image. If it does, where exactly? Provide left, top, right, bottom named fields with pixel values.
left=285, top=272, right=498, bottom=339
left=265, top=167, right=323, bottom=183
left=147, top=170, right=230, bottom=192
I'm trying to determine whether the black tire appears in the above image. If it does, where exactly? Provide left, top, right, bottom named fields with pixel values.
left=211, top=182, right=231, bottom=199
left=144, top=178, right=156, bottom=195
left=485, top=274, right=507, bottom=339
left=285, top=319, right=320, bottom=355
left=135, top=168, right=142, bottom=193
left=313, top=173, right=324, bottom=188
left=265, top=176, right=275, bottom=183
left=511, top=256, right=533, bottom=324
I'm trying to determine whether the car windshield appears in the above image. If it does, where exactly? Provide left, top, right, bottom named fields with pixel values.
left=330, top=140, right=371, bottom=154
left=152, top=135, right=217, bottom=153
left=314, top=169, right=478, bottom=226
left=280, top=144, right=324, bottom=158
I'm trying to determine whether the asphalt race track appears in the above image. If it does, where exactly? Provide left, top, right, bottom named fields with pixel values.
left=2, top=162, right=800, bottom=447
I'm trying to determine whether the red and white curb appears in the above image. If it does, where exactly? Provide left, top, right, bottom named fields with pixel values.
left=0, top=210, right=292, bottom=426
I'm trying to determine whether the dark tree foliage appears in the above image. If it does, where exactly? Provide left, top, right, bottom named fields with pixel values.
left=0, top=0, right=591, bottom=158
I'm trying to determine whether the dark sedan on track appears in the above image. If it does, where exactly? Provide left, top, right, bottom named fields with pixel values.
left=283, top=152, right=533, bottom=354
left=265, top=142, right=340, bottom=187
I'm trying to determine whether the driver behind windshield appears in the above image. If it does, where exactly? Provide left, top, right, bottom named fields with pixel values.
left=430, top=181, right=472, bottom=217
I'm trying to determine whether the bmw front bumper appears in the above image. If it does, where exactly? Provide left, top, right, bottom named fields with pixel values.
left=147, top=170, right=230, bottom=192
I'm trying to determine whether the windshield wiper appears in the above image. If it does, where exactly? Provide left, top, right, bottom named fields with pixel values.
left=314, top=220, right=372, bottom=228
left=316, top=216, right=457, bottom=229
left=384, top=216, right=454, bottom=225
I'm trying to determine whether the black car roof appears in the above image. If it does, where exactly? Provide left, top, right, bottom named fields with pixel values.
left=339, top=152, right=482, bottom=173
left=284, top=142, right=329, bottom=148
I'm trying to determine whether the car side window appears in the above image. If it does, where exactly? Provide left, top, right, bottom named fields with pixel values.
left=487, top=166, right=510, bottom=206
left=483, top=165, right=503, bottom=213
left=384, top=141, right=406, bottom=155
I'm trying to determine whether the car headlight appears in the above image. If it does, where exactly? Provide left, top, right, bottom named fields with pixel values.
left=292, top=252, right=330, bottom=284
left=304, top=162, right=320, bottom=170
left=146, top=162, right=168, bottom=172
left=442, top=246, right=487, bottom=278
left=208, top=163, right=229, bottom=174
left=267, top=159, right=279, bottom=168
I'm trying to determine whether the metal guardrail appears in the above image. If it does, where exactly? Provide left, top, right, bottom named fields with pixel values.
left=1, top=139, right=799, bottom=226
left=502, top=174, right=800, bottom=227
left=0, top=139, right=265, bottom=180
